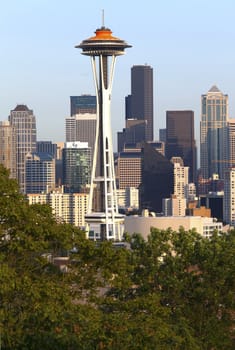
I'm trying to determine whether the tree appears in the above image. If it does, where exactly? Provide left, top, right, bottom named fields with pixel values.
left=0, top=164, right=235, bottom=349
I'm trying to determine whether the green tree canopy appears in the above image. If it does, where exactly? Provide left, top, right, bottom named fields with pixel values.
left=0, top=164, right=235, bottom=349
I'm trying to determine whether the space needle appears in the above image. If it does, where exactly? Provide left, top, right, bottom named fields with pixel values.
left=76, top=21, right=131, bottom=241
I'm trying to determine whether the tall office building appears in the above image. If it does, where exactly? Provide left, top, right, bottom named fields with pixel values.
left=117, top=65, right=154, bottom=151
left=116, top=150, right=142, bottom=190
left=223, top=167, right=235, bottom=226
left=140, top=142, right=174, bottom=213
left=65, top=113, right=96, bottom=155
left=70, top=95, right=96, bottom=116
left=130, top=65, right=154, bottom=141
left=0, top=121, right=17, bottom=179
left=62, top=141, right=91, bottom=193
left=28, top=188, right=89, bottom=228
left=200, top=85, right=228, bottom=180
left=166, top=110, right=196, bottom=183
left=227, top=119, right=235, bottom=168
left=25, top=152, right=55, bottom=194
left=36, top=141, right=57, bottom=158
left=9, top=105, right=37, bottom=192
left=117, top=119, right=146, bottom=152
left=162, top=157, right=188, bottom=217
left=171, top=157, right=189, bottom=199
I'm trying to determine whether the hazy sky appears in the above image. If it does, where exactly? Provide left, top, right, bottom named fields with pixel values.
left=1, top=0, right=235, bottom=149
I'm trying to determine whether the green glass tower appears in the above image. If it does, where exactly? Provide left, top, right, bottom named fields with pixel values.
left=200, top=85, right=228, bottom=180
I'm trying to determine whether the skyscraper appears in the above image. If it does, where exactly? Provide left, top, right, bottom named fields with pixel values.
left=171, top=157, right=189, bottom=199
left=0, top=121, right=17, bottom=179
left=25, top=152, right=55, bottom=194
left=65, top=113, right=96, bottom=155
left=116, top=150, right=142, bottom=190
left=227, top=119, right=235, bottom=168
left=166, top=110, right=196, bottom=183
left=36, top=141, right=57, bottom=158
left=140, top=143, right=174, bottom=213
left=130, top=65, right=154, bottom=141
left=9, top=105, right=37, bottom=193
left=70, top=95, right=96, bottom=116
left=62, top=142, right=91, bottom=193
left=223, top=167, right=235, bottom=226
left=117, top=64, right=154, bottom=151
left=200, top=85, right=228, bottom=180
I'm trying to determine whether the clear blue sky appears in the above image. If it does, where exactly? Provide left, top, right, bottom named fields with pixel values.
left=1, top=0, right=235, bottom=149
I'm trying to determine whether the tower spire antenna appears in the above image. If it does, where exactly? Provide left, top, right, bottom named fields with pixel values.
left=102, top=9, right=105, bottom=27
left=76, top=23, right=131, bottom=241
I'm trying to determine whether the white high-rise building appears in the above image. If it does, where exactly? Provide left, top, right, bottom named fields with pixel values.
left=171, top=157, right=189, bottom=198
left=162, top=157, right=188, bottom=216
left=223, top=168, right=235, bottom=226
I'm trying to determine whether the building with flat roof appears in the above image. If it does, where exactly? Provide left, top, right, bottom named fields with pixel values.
left=166, top=110, right=196, bottom=183
left=27, top=187, right=88, bottom=228
left=25, top=152, right=55, bottom=194
left=140, top=142, right=174, bottom=213
left=124, top=213, right=223, bottom=240
left=62, top=141, right=91, bottom=193
left=116, top=150, right=142, bottom=190
left=70, top=95, right=96, bottom=116
left=0, top=120, right=17, bottom=179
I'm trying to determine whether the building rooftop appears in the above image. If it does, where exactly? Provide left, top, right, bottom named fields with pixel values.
left=13, top=104, right=30, bottom=111
left=208, top=85, right=221, bottom=93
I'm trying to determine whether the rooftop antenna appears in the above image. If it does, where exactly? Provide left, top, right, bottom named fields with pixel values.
left=102, top=9, right=105, bottom=27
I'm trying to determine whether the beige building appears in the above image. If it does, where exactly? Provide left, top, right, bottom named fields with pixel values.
left=162, top=196, right=187, bottom=217
left=116, top=152, right=142, bottom=189
left=124, top=213, right=223, bottom=239
left=0, top=120, right=17, bottom=178
left=27, top=187, right=88, bottom=228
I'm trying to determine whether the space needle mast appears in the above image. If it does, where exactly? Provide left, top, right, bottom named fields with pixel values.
left=76, top=19, right=131, bottom=240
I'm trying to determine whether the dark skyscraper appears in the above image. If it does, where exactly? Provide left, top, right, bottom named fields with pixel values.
left=165, top=110, right=197, bottom=183
left=140, top=143, right=174, bottom=213
left=130, top=65, right=154, bottom=141
left=70, top=95, right=96, bottom=116
left=117, top=64, right=154, bottom=152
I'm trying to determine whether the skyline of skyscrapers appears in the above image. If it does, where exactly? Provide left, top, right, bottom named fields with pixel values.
left=1, top=72, right=235, bottom=228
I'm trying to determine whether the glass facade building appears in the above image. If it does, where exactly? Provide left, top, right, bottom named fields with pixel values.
left=62, top=142, right=91, bottom=193
left=70, top=95, right=96, bottom=116
left=200, top=85, right=228, bottom=180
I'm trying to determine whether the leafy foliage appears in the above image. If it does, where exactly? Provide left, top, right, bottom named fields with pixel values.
left=0, top=164, right=235, bottom=349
